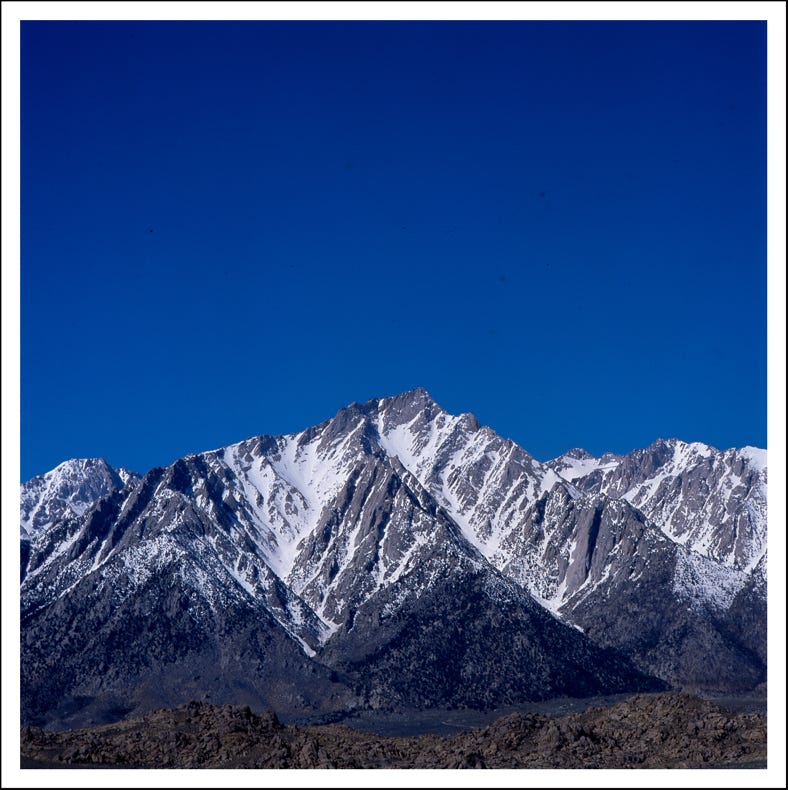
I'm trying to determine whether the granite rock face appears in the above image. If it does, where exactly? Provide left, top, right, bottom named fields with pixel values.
left=547, top=440, right=767, bottom=570
left=20, top=389, right=766, bottom=728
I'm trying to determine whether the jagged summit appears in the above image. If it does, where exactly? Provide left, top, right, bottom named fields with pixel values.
left=361, top=387, right=445, bottom=426
left=20, top=457, right=140, bottom=540
left=373, top=385, right=437, bottom=408
left=644, top=437, right=717, bottom=460
left=560, top=448, right=595, bottom=461
left=27, top=456, right=117, bottom=484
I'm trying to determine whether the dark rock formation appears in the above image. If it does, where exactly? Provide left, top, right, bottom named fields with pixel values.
left=20, top=693, right=767, bottom=770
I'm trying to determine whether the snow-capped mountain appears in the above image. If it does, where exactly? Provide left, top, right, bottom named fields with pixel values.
left=20, top=459, right=141, bottom=584
left=20, top=389, right=766, bottom=728
left=363, top=392, right=766, bottom=689
left=547, top=440, right=767, bottom=571
left=20, top=458, right=139, bottom=540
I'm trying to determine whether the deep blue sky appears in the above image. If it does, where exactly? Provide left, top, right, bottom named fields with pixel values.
left=20, top=21, right=767, bottom=481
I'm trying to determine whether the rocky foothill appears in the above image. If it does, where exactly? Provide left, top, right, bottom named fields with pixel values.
left=20, top=692, right=766, bottom=770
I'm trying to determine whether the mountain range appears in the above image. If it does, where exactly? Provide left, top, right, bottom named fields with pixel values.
left=20, top=389, right=767, bottom=729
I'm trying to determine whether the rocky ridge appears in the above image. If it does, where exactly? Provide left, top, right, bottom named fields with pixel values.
left=20, top=692, right=767, bottom=769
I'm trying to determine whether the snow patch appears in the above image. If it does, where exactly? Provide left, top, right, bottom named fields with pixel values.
left=672, top=549, right=748, bottom=611
left=554, top=456, right=620, bottom=482
left=739, top=446, right=767, bottom=473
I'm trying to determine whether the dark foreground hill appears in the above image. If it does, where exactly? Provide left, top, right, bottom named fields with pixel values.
left=20, top=692, right=766, bottom=770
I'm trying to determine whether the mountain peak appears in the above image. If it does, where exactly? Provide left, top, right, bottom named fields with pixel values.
left=362, top=387, right=443, bottom=425
left=376, top=386, right=437, bottom=409
left=50, top=456, right=112, bottom=476
left=563, top=448, right=595, bottom=461
left=20, top=457, right=138, bottom=541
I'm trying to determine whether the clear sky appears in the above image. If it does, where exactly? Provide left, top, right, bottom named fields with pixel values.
left=19, top=19, right=767, bottom=481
